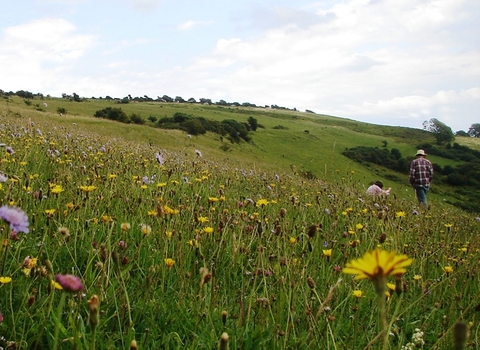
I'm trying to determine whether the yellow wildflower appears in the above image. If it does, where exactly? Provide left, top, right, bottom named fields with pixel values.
left=164, top=258, right=175, bottom=268
left=0, top=276, right=12, bottom=284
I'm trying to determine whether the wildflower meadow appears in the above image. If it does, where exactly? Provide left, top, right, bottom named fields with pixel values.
left=0, top=112, right=479, bottom=350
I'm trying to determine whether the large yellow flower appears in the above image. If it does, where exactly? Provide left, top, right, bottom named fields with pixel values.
left=343, top=249, right=413, bottom=288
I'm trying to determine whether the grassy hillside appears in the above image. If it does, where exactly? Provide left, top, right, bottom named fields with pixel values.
left=1, top=95, right=479, bottom=212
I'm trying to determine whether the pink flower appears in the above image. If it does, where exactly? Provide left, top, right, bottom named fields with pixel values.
left=55, top=274, right=84, bottom=292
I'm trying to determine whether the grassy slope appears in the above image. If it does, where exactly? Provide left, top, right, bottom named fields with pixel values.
left=2, top=95, right=479, bottom=211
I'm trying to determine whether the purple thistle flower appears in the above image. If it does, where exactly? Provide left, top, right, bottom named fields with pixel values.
left=0, top=205, right=29, bottom=233
left=55, top=274, right=84, bottom=292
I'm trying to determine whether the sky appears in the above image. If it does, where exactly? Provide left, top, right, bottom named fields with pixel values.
left=1, top=0, right=479, bottom=132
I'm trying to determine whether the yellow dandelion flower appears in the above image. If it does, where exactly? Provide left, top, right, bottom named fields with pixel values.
left=343, top=249, right=413, bottom=293
left=121, top=222, right=131, bottom=231
left=413, top=275, right=422, bottom=280
left=157, top=182, right=167, bottom=188
left=198, top=216, right=209, bottom=223
left=386, top=283, right=396, bottom=291
left=202, top=227, right=214, bottom=234
left=355, top=223, right=364, bottom=230
left=323, top=249, right=332, bottom=257
left=353, top=290, right=363, bottom=298
left=0, top=276, right=12, bottom=284
left=444, top=266, right=454, bottom=274
left=148, top=210, right=157, bottom=217
left=188, top=239, right=198, bottom=247
left=79, top=185, right=97, bottom=192
left=164, top=258, right=175, bottom=268
left=289, top=236, right=297, bottom=244
left=444, top=223, right=453, bottom=228
left=256, top=199, right=269, bottom=207
left=51, top=280, right=63, bottom=290
left=50, top=185, right=63, bottom=194
left=45, top=209, right=56, bottom=216
left=165, top=231, right=173, bottom=238
left=395, top=211, right=406, bottom=218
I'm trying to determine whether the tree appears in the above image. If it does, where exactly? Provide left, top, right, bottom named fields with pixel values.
left=422, top=118, right=454, bottom=145
left=247, top=116, right=258, bottom=131
left=455, top=130, right=470, bottom=137
left=468, top=123, right=480, bottom=138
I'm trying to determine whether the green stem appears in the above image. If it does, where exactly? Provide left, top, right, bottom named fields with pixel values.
left=90, top=327, right=97, bottom=350
left=377, top=290, right=388, bottom=350
left=53, top=292, right=67, bottom=350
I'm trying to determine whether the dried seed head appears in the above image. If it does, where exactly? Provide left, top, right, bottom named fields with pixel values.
left=219, top=332, right=229, bottom=350
left=378, top=233, right=387, bottom=244
left=307, top=277, right=316, bottom=290
left=221, top=310, right=227, bottom=326
left=279, top=208, right=287, bottom=218
left=274, top=225, right=282, bottom=235
left=307, top=224, right=317, bottom=238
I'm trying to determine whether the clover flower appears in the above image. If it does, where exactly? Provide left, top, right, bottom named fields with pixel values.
left=0, top=205, right=30, bottom=233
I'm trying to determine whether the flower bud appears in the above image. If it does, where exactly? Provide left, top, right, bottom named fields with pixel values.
left=88, top=295, right=100, bottom=330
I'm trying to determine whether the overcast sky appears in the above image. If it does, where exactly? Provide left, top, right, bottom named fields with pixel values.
left=1, top=0, right=479, bottom=132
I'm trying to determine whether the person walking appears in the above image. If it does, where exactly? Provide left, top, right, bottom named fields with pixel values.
left=409, top=149, right=433, bottom=207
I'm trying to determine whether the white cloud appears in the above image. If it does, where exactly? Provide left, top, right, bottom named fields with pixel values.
left=172, top=0, right=479, bottom=131
left=176, top=20, right=212, bottom=31
left=0, top=18, right=95, bottom=92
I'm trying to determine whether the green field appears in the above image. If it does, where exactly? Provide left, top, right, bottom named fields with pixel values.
left=0, top=95, right=479, bottom=349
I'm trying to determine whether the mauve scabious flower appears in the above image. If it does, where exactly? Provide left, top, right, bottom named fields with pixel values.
left=5, top=146, right=14, bottom=154
left=55, top=274, right=84, bottom=292
left=0, top=205, right=29, bottom=233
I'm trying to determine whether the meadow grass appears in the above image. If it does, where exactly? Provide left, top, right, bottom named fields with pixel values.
left=0, top=99, right=479, bottom=349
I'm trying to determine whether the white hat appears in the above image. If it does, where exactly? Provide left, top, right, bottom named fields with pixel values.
left=415, top=149, right=426, bottom=156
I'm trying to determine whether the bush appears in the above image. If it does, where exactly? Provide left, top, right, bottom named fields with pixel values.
left=94, top=107, right=129, bottom=123
left=130, top=113, right=145, bottom=125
